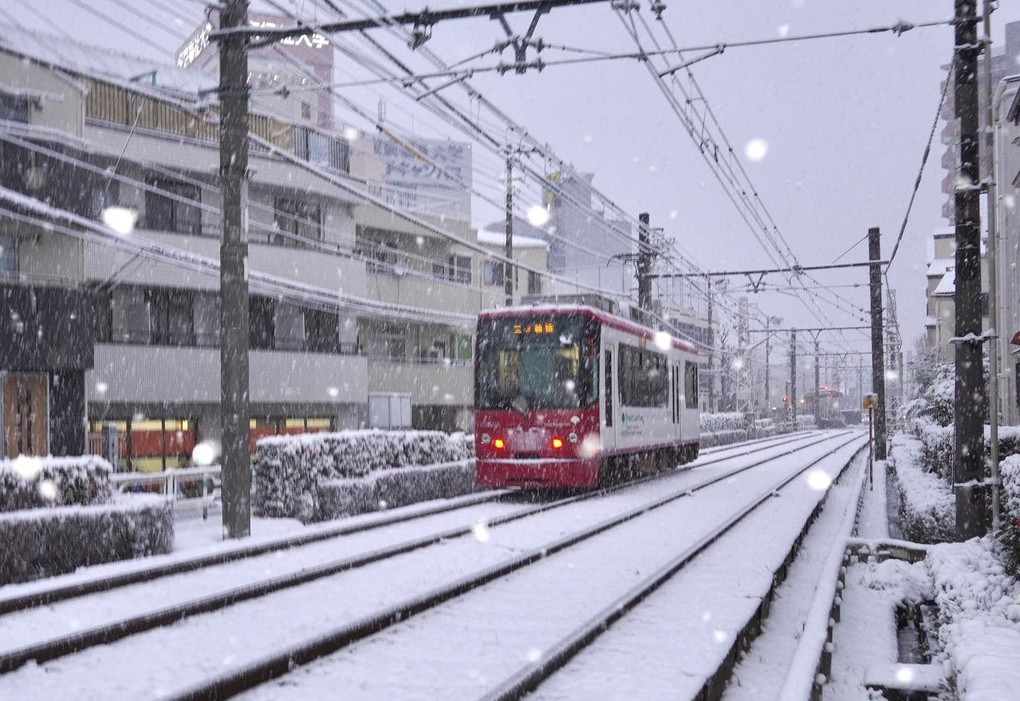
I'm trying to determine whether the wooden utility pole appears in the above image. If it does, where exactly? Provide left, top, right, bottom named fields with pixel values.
left=219, top=0, right=252, bottom=538
left=504, top=152, right=514, bottom=306
left=953, top=0, right=988, bottom=538
left=868, top=227, right=887, bottom=460
left=789, top=329, right=797, bottom=420
left=638, top=213, right=652, bottom=314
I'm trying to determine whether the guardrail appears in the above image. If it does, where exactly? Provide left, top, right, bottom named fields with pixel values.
left=110, top=465, right=221, bottom=518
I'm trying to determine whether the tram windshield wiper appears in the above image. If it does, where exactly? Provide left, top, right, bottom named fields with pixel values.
left=510, top=394, right=531, bottom=418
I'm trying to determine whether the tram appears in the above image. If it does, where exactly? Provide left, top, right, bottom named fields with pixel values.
left=474, top=304, right=701, bottom=488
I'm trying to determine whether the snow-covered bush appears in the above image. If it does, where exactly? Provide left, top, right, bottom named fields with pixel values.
left=699, top=429, right=748, bottom=448
left=1001, top=456, right=1020, bottom=571
left=0, top=495, right=173, bottom=585
left=917, top=420, right=955, bottom=482
left=925, top=538, right=1020, bottom=698
left=0, top=455, right=112, bottom=512
left=699, top=412, right=745, bottom=434
left=255, top=430, right=473, bottom=520
left=891, top=437, right=955, bottom=544
left=316, top=461, right=476, bottom=521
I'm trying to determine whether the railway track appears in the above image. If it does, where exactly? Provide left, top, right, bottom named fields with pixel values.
left=0, top=428, right=811, bottom=620
left=0, top=430, right=848, bottom=701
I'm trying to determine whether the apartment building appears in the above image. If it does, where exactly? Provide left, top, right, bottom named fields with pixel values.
left=0, top=27, right=546, bottom=467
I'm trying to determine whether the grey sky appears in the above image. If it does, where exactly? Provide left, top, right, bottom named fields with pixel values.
left=5, top=0, right=1020, bottom=356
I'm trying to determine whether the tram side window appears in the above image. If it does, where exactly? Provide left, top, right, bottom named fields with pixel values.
left=618, top=344, right=668, bottom=408
left=604, top=349, right=613, bottom=426
left=685, top=361, right=699, bottom=409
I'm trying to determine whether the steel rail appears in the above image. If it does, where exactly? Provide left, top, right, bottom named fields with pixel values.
left=481, top=435, right=867, bottom=700
left=0, top=431, right=824, bottom=673
left=160, top=431, right=854, bottom=701
left=0, top=430, right=809, bottom=617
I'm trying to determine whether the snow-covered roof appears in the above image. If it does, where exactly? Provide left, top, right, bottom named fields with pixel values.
left=932, top=270, right=956, bottom=297
left=925, top=316, right=937, bottom=327
left=476, top=230, right=548, bottom=249
left=932, top=226, right=955, bottom=238
left=0, top=23, right=214, bottom=102
left=926, top=258, right=954, bottom=277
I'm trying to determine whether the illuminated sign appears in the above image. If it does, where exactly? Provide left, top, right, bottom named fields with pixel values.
left=250, top=20, right=331, bottom=49
left=176, top=22, right=213, bottom=68
left=513, top=323, right=555, bottom=335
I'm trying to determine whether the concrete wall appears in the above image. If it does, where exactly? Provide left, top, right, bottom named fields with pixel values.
left=87, top=344, right=368, bottom=405
left=0, top=53, right=84, bottom=137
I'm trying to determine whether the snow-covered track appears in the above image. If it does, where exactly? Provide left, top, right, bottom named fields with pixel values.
left=480, top=435, right=868, bottom=701
left=0, top=489, right=509, bottom=616
left=0, top=432, right=826, bottom=675
left=156, top=432, right=855, bottom=701
left=0, top=430, right=807, bottom=621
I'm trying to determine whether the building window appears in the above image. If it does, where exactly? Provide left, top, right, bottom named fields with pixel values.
left=528, top=271, right=541, bottom=295
left=483, top=261, right=505, bottom=286
left=301, top=102, right=311, bottom=120
left=305, top=308, right=339, bottom=353
left=145, top=179, right=202, bottom=235
left=294, top=127, right=350, bottom=173
left=448, top=255, right=471, bottom=284
left=148, top=289, right=195, bottom=346
left=0, top=234, right=15, bottom=274
left=0, top=94, right=30, bottom=123
left=273, top=198, right=322, bottom=244
left=249, top=296, right=275, bottom=350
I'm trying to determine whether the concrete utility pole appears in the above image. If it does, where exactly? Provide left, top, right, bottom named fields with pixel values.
left=814, top=335, right=821, bottom=412
left=219, top=0, right=252, bottom=539
left=764, top=317, right=772, bottom=412
left=868, top=227, right=887, bottom=460
left=706, top=276, right=715, bottom=413
left=983, top=0, right=1001, bottom=533
left=790, top=329, right=797, bottom=420
left=954, top=0, right=988, bottom=539
left=637, top=213, right=652, bottom=315
left=504, top=152, right=514, bottom=306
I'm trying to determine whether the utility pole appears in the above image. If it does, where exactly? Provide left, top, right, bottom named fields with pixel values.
left=764, top=317, right=772, bottom=412
left=814, top=335, right=821, bottom=414
left=706, top=276, right=715, bottom=413
left=790, top=329, right=797, bottom=420
left=504, top=152, right=514, bottom=306
left=954, top=0, right=987, bottom=539
left=868, top=227, right=887, bottom=460
left=219, top=0, right=252, bottom=539
left=983, top=0, right=1001, bottom=533
left=638, top=213, right=652, bottom=316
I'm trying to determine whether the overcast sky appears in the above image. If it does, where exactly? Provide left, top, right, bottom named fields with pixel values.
left=5, top=0, right=1020, bottom=358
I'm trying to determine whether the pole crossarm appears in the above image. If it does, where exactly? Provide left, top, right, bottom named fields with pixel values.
left=212, top=0, right=610, bottom=47
left=647, top=260, right=889, bottom=279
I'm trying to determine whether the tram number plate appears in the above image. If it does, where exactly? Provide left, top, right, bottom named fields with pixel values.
left=514, top=430, right=545, bottom=452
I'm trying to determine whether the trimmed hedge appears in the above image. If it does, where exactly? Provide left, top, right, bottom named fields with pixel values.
left=0, top=495, right=174, bottom=585
left=316, top=461, right=476, bottom=521
left=255, top=430, right=474, bottom=521
left=1001, top=456, right=1020, bottom=570
left=890, top=437, right=955, bottom=544
left=0, top=455, right=112, bottom=513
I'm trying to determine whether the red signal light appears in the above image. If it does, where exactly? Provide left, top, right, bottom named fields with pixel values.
left=781, top=396, right=789, bottom=403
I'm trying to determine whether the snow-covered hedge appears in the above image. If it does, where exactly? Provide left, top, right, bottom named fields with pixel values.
left=700, top=412, right=745, bottom=434
left=315, top=460, right=476, bottom=521
left=917, top=421, right=955, bottom=482
left=925, top=538, right=1020, bottom=698
left=891, top=437, right=955, bottom=544
left=255, top=430, right=474, bottom=521
left=0, top=495, right=174, bottom=585
left=1001, top=456, right=1020, bottom=570
left=0, top=455, right=112, bottom=512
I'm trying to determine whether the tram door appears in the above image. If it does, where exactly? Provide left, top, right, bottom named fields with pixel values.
left=2, top=373, right=48, bottom=458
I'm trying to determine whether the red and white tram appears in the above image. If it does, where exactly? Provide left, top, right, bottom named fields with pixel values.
left=474, top=304, right=701, bottom=488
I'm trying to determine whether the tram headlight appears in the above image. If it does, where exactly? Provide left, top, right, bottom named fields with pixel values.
left=481, top=433, right=491, bottom=445
left=551, top=437, right=564, bottom=449
left=568, top=433, right=579, bottom=443
left=493, top=438, right=505, bottom=450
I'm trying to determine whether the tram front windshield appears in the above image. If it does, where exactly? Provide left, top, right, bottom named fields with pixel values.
left=475, top=317, right=597, bottom=412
